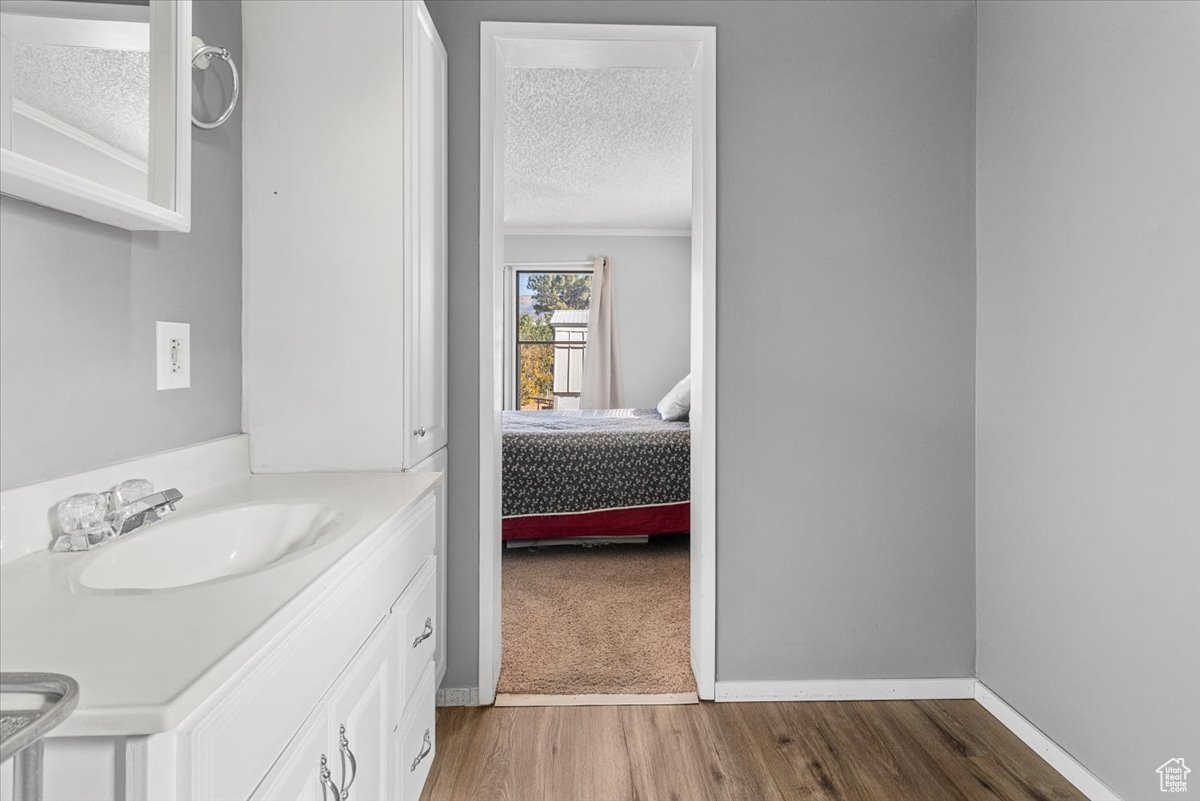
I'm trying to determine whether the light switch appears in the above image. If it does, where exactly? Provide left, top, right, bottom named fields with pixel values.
left=156, top=321, right=191, bottom=390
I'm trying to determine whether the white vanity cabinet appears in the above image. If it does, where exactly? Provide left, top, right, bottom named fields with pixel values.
left=242, top=0, right=448, bottom=475
left=250, top=618, right=396, bottom=801
left=252, top=612, right=431, bottom=801
left=196, top=494, right=441, bottom=801
left=0, top=478, right=443, bottom=801
left=0, top=451, right=445, bottom=801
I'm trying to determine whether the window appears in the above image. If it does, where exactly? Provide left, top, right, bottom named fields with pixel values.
left=513, top=270, right=593, bottom=410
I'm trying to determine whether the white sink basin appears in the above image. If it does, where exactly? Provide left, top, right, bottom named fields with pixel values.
left=77, top=503, right=344, bottom=591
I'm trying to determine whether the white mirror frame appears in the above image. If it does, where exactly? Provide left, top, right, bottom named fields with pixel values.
left=0, top=0, right=191, bottom=231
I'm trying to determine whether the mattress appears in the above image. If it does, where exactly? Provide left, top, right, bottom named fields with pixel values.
left=501, top=408, right=690, bottom=540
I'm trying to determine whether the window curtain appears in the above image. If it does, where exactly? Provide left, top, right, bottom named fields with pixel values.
left=580, top=256, right=623, bottom=409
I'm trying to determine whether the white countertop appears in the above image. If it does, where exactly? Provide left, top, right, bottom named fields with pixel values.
left=0, top=471, right=439, bottom=737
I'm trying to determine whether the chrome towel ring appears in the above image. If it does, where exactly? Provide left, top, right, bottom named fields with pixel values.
left=191, top=36, right=239, bottom=130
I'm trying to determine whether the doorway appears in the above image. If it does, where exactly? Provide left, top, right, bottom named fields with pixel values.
left=478, top=22, right=717, bottom=704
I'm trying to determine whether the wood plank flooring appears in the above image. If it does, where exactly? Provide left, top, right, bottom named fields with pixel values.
left=421, top=700, right=1087, bottom=801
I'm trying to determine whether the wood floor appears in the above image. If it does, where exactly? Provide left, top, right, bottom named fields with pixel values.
left=421, top=700, right=1086, bottom=801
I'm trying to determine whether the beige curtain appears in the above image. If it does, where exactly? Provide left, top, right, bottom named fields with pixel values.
left=580, top=256, right=623, bottom=409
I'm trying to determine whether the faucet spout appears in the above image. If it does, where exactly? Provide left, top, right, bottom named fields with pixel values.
left=112, top=488, right=184, bottom=535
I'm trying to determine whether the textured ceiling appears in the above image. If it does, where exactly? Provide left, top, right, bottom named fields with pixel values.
left=504, top=67, right=692, bottom=231
left=13, top=43, right=150, bottom=161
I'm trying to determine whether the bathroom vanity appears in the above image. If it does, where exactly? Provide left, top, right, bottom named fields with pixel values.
left=0, top=439, right=444, bottom=801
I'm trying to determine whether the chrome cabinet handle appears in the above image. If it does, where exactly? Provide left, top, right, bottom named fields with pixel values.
left=412, top=617, right=433, bottom=649
left=410, top=729, right=432, bottom=772
left=413, top=426, right=427, bottom=437
left=319, top=754, right=340, bottom=801
left=338, top=724, right=357, bottom=800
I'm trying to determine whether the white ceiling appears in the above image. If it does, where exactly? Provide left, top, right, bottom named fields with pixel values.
left=504, top=67, right=693, bottom=232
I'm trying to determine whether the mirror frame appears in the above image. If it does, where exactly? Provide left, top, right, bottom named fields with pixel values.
left=0, top=0, right=192, bottom=231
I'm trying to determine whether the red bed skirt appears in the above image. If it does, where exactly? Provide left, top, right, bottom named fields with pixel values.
left=502, top=502, right=690, bottom=542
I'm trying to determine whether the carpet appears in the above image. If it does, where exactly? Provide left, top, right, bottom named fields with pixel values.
left=496, top=535, right=697, bottom=698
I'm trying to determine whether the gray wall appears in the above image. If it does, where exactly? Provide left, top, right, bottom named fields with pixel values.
left=0, top=1, right=243, bottom=490
left=976, top=3, right=1200, bottom=798
left=430, top=0, right=977, bottom=689
left=504, top=234, right=691, bottom=409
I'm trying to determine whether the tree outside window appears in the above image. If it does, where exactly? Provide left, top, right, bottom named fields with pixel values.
left=515, top=271, right=592, bottom=410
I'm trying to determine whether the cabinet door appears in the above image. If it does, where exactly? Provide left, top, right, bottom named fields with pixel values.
left=327, top=618, right=396, bottom=801
left=249, top=711, right=333, bottom=801
left=403, top=0, right=448, bottom=467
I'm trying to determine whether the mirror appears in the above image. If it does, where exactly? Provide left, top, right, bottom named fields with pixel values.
left=0, top=0, right=191, bottom=231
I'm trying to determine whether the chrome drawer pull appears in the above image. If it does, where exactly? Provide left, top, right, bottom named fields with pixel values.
left=412, top=618, right=433, bottom=648
left=410, top=729, right=432, bottom=772
left=338, top=724, right=357, bottom=799
left=319, top=754, right=340, bottom=801
left=414, top=426, right=427, bottom=437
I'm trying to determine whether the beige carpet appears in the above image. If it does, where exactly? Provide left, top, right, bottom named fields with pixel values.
left=497, top=535, right=697, bottom=697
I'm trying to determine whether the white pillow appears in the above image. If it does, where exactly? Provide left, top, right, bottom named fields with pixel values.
left=656, top=374, right=691, bottom=421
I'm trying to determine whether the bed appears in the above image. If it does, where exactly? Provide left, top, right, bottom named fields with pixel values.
left=501, top=408, right=690, bottom=542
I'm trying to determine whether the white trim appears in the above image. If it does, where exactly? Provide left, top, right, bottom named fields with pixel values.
left=505, top=227, right=691, bottom=238
left=478, top=22, right=504, bottom=707
left=0, top=6, right=150, bottom=50
left=148, top=0, right=190, bottom=228
left=974, top=682, right=1123, bottom=801
left=716, top=679, right=1123, bottom=801
left=0, top=1, right=149, bottom=25
left=479, top=21, right=718, bottom=706
left=689, top=24, right=717, bottom=702
left=0, top=149, right=186, bottom=230
left=13, top=99, right=149, bottom=172
left=715, top=678, right=977, bottom=702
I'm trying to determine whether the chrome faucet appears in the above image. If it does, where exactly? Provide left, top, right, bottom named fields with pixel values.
left=110, top=488, right=184, bottom=536
left=51, top=483, right=184, bottom=552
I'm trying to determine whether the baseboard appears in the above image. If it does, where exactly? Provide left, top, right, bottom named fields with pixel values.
left=974, top=682, right=1122, bottom=801
left=436, top=687, right=480, bottom=707
left=715, top=678, right=1121, bottom=800
left=714, top=678, right=977, bottom=702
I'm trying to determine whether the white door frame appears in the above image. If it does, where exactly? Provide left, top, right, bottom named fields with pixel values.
left=478, top=22, right=717, bottom=704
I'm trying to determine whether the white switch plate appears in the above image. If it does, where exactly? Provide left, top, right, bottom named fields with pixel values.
left=156, top=321, right=191, bottom=390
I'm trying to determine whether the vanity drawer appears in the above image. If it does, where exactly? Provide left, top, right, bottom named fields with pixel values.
left=391, top=557, right=437, bottom=716
left=396, top=662, right=436, bottom=801
left=390, top=495, right=437, bottom=597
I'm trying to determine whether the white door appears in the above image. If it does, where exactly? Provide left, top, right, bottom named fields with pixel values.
left=327, top=619, right=396, bottom=801
left=249, top=712, right=333, bottom=801
left=404, top=0, right=448, bottom=467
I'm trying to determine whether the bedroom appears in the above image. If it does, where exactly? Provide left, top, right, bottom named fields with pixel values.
left=496, top=62, right=698, bottom=703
